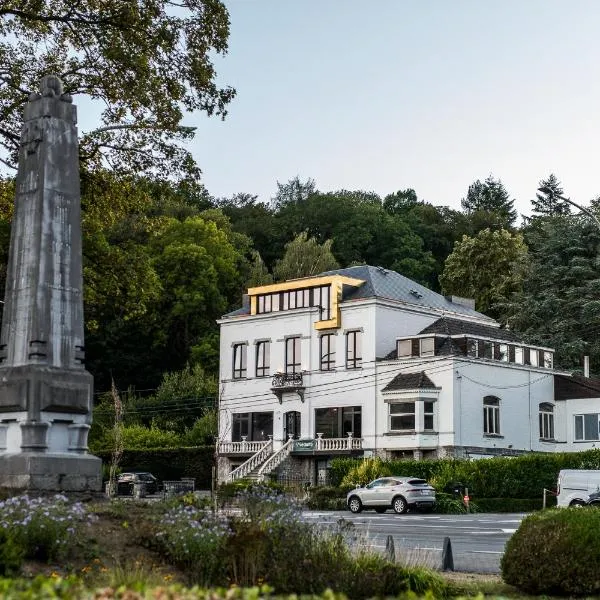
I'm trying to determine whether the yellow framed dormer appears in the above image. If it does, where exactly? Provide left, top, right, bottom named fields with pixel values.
left=247, top=274, right=364, bottom=330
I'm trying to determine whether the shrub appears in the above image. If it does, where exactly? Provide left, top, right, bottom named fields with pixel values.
left=432, top=493, right=468, bottom=514
left=155, top=504, right=231, bottom=585
left=0, top=494, right=95, bottom=562
left=0, top=528, right=23, bottom=576
left=501, top=507, right=600, bottom=595
left=340, top=457, right=392, bottom=487
left=305, top=485, right=350, bottom=510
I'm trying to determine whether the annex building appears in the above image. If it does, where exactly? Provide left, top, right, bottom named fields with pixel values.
left=216, top=265, right=600, bottom=485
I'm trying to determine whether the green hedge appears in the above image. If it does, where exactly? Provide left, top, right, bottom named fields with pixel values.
left=330, top=449, right=600, bottom=499
left=502, top=508, right=600, bottom=595
left=96, top=446, right=215, bottom=488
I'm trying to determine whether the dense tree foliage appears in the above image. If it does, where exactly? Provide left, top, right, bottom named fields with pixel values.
left=461, top=175, right=518, bottom=230
left=505, top=217, right=600, bottom=374
left=531, top=173, right=570, bottom=217
left=273, top=232, right=339, bottom=281
left=0, top=0, right=235, bottom=177
left=440, top=228, right=529, bottom=320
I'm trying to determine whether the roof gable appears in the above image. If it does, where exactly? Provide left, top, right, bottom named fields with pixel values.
left=382, top=371, right=438, bottom=392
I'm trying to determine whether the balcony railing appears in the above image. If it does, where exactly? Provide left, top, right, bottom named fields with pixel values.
left=218, top=439, right=270, bottom=455
left=220, top=435, right=362, bottom=455
left=271, top=372, right=304, bottom=403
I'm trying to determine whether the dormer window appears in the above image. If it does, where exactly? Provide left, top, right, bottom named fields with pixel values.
left=397, top=339, right=412, bottom=358
left=420, top=337, right=434, bottom=357
left=467, top=339, right=478, bottom=357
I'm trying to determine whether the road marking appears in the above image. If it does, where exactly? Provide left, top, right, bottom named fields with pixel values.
left=468, top=550, right=503, bottom=554
left=501, top=528, right=517, bottom=533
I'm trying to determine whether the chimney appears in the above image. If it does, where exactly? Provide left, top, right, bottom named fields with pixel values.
left=584, top=355, right=590, bottom=378
left=445, top=295, right=476, bottom=310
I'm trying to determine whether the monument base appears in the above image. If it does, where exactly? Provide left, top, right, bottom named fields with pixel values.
left=0, top=452, right=102, bottom=491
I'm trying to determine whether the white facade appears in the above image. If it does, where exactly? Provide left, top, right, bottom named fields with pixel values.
left=217, top=266, right=597, bottom=484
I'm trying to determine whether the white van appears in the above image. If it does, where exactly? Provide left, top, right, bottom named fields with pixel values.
left=557, top=469, right=600, bottom=507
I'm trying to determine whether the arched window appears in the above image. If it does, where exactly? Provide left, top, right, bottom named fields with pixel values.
left=483, top=396, right=500, bottom=435
left=539, top=402, right=554, bottom=440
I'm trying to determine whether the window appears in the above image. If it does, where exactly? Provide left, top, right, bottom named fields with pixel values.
left=232, top=413, right=250, bottom=440
left=232, top=411, right=273, bottom=442
left=539, top=403, right=554, bottom=440
left=320, top=334, right=335, bottom=371
left=514, top=346, right=524, bottom=364
left=315, top=406, right=361, bottom=438
left=424, top=401, right=434, bottom=430
left=285, top=336, right=301, bottom=374
left=390, top=402, right=415, bottom=431
left=346, top=331, right=362, bottom=369
left=574, top=413, right=600, bottom=441
left=528, top=348, right=539, bottom=367
left=397, top=339, right=412, bottom=358
left=232, top=343, right=247, bottom=379
left=255, top=341, right=270, bottom=377
left=467, top=339, right=478, bottom=357
left=313, top=285, right=331, bottom=320
left=483, top=396, right=500, bottom=435
left=420, top=337, right=434, bottom=357
left=483, top=341, right=493, bottom=359
left=498, top=343, right=508, bottom=362
left=543, top=352, right=553, bottom=369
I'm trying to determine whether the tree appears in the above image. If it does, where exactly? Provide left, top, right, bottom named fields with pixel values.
left=0, top=0, right=235, bottom=177
left=531, top=174, right=570, bottom=217
left=273, top=232, right=339, bottom=281
left=382, top=188, right=419, bottom=215
left=461, top=175, right=518, bottom=230
left=440, top=228, right=529, bottom=320
left=504, top=217, right=600, bottom=374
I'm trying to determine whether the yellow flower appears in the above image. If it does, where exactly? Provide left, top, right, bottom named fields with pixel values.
left=163, top=574, right=173, bottom=582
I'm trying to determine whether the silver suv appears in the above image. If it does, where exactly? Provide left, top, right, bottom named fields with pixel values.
left=346, top=476, right=436, bottom=514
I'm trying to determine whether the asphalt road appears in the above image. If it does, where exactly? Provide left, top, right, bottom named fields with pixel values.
left=302, top=510, right=528, bottom=573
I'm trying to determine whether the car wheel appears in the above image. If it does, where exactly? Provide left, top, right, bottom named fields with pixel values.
left=375, top=507, right=387, bottom=513
left=570, top=500, right=585, bottom=507
left=348, top=496, right=363, bottom=513
left=393, top=496, right=408, bottom=514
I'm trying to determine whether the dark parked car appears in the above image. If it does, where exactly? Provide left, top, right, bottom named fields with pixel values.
left=117, top=471, right=158, bottom=495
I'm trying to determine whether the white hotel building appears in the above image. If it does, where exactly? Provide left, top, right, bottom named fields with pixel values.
left=216, top=265, right=600, bottom=484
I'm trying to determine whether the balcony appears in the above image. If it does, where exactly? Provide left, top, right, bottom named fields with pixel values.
left=218, top=434, right=363, bottom=456
left=271, top=372, right=305, bottom=403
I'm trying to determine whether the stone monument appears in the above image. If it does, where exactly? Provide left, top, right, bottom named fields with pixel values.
left=0, top=75, right=101, bottom=490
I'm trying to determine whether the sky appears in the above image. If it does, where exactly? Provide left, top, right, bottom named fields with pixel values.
left=185, top=0, right=600, bottom=218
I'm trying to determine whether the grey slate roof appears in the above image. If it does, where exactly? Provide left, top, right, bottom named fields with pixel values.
left=555, top=374, right=600, bottom=400
left=222, top=265, right=495, bottom=321
left=319, top=265, right=493, bottom=321
left=419, top=316, right=521, bottom=342
left=382, top=371, right=438, bottom=392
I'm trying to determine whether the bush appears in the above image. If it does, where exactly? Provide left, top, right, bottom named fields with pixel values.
left=474, top=497, right=546, bottom=512
left=501, top=507, right=600, bottom=595
left=0, top=529, right=23, bottom=576
left=0, top=494, right=95, bottom=563
left=340, top=457, right=392, bottom=487
left=155, top=505, right=230, bottom=586
left=305, top=485, right=351, bottom=510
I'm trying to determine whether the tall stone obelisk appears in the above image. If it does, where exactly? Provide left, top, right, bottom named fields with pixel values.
left=0, top=75, right=101, bottom=491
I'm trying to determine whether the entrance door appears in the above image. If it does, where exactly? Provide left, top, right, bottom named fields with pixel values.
left=284, top=411, right=301, bottom=439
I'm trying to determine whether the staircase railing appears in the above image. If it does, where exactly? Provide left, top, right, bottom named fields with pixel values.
left=226, top=439, right=272, bottom=483
left=257, top=437, right=294, bottom=481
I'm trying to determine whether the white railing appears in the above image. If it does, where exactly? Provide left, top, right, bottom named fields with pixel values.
left=315, top=433, right=362, bottom=451
left=257, top=437, right=294, bottom=481
left=226, top=439, right=273, bottom=483
left=218, top=439, right=270, bottom=454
